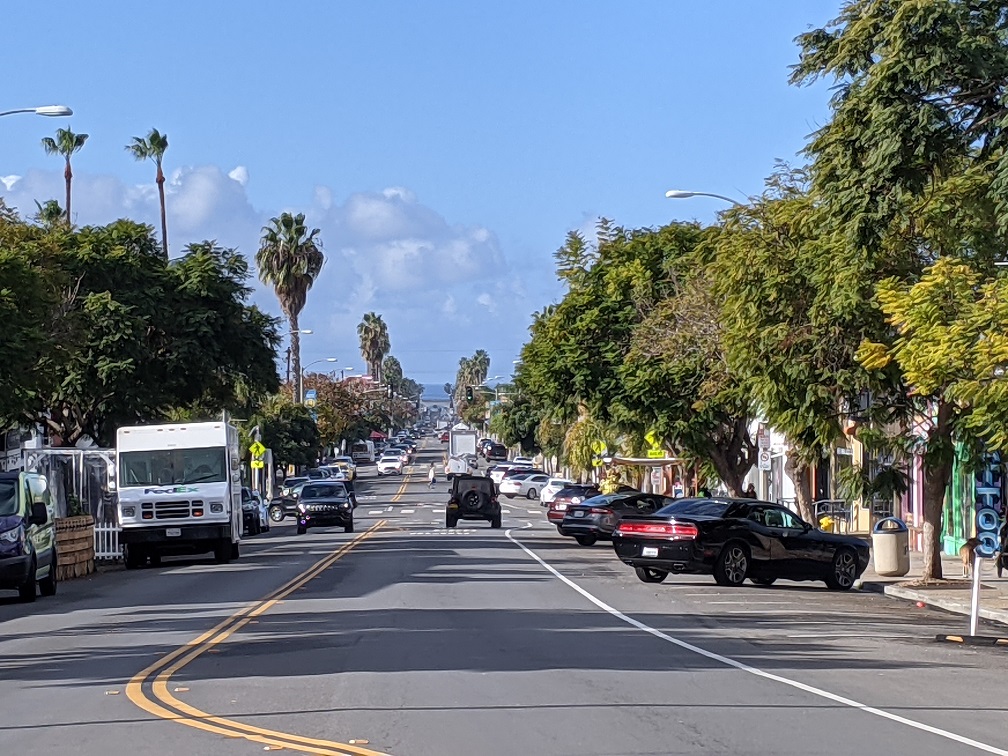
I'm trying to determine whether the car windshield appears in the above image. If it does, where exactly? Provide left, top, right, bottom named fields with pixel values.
left=656, top=499, right=731, bottom=518
left=577, top=493, right=626, bottom=508
left=119, top=447, right=227, bottom=486
left=0, top=479, right=17, bottom=516
left=301, top=483, right=348, bottom=499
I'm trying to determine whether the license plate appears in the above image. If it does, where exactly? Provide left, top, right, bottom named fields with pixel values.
left=573, top=510, right=585, bottom=518
left=166, top=527, right=182, bottom=537
left=641, top=546, right=658, bottom=557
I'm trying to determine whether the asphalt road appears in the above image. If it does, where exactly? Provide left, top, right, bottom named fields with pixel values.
left=3, top=438, right=1008, bottom=756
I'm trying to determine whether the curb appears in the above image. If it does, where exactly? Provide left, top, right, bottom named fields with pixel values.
left=884, top=583, right=1008, bottom=627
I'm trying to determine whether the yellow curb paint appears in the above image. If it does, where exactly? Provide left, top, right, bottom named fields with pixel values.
left=127, top=521, right=389, bottom=756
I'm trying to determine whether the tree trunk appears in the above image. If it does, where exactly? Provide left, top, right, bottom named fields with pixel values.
left=156, top=163, right=168, bottom=259
left=784, top=448, right=816, bottom=524
left=921, top=400, right=955, bottom=580
left=706, top=418, right=754, bottom=496
left=64, top=159, right=72, bottom=224
left=291, top=316, right=302, bottom=404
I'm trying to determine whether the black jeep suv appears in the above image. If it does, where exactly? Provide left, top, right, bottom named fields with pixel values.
left=447, top=475, right=502, bottom=529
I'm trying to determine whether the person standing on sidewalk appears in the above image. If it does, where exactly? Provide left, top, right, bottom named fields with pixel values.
left=427, top=462, right=437, bottom=490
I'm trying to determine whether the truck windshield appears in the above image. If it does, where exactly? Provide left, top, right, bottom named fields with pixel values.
left=119, top=447, right=227, bottom=487
left=0, top=479, right=17, bottom=516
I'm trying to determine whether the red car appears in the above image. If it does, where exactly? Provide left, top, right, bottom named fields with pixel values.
left=547, top=485, right=602, bottom=531
left=439, top=431, right=450, bottom=443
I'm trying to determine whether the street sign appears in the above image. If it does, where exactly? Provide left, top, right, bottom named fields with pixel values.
left=758, top=450, right=772, bottom=471
left=647, top=449, right=665, bottom=459
left=251, top=459, right=264, bottom=469
left=249, top=441, right=266, bottom=457
left=304, top=389, right=317, bottom=407
left=757, top=428, right=770, bottom=450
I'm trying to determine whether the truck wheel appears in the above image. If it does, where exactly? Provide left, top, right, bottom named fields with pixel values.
left=230, top=542, right=240, bottom=560
left=124, top=544, right=144, bottom=570
left=490, top=514, right=502, bottom=529
left=344, top=520, right=354, bottom=534
left=213, top=540, right=231, bottom=564
left=148, top=552, right=162, bottom=567
left=296, top=524, right=307, bottom=535
left=446, top=516, right=457, bottom=528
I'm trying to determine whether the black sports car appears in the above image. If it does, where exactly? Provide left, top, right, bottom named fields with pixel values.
left=611, top=498, right=870, bottom=590
left=295, top=482, right=354, bottom=535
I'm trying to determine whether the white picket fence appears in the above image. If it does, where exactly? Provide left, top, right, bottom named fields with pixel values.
left=94, top=523, right=122, bottom=560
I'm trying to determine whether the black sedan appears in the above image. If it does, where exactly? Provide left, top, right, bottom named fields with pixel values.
left=295, top=482, right=355, bottom=535
left=611, top=498, right=870, bottom=590
left=561, top=492, right=675, bottom=547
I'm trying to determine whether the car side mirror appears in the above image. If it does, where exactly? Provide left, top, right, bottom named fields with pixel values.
left=30, top=502, right=48, bottom=526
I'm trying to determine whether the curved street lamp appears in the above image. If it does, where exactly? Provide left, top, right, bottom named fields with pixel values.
left=664, top=189, right=742, bottom=206
left=0, top=105, right=73, bottom=118
left=300, top=358, right=337, bottom=403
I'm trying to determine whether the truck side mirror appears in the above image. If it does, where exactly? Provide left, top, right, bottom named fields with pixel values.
left=29, top=502, right=49, bottom=526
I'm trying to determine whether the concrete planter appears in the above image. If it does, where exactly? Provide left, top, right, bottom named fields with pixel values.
left=55, top=515, right=95, bottom=580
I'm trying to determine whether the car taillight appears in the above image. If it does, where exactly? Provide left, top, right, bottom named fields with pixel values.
left=615, top=521, right=698, bottom=539
left=588, top=507, right=609, bottom=515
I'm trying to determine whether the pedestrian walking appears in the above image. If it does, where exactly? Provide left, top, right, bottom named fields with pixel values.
left=427, top=462, right=437, bottom=490
left=743, top=483, right=757, bottom=499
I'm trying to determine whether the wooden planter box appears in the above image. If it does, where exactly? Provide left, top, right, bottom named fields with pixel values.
left=55, top=515, right=95, bottom=580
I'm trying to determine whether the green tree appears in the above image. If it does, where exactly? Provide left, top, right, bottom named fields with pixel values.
left=250, top=395, right=320, bottom=469
left=357, top=312, right=390, bottom=381
left=257, top=212, right=324, bottom=409
left=382, top=355, right=403, bottom=393
left=490, top=396, right=542, bottom=454
left=126, top=128, right=170, bottom=259
left=40, top=127, right=88, bottom=224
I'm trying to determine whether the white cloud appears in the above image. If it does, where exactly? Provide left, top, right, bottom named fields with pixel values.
left=0, top=167, right=534, bottom=382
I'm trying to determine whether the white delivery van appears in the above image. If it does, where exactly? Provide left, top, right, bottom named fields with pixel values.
left=117, top=421, right=242, bottom=569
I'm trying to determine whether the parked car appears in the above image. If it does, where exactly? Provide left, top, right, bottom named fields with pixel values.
left=440, top=431, right=450, bottom=443
left=561, top=492, right=672, bottom=546
left=446, top=474, right=502, bottom=529
left=499, top=472, right=552, bottom=500
left=0, top=471, right=57, bottom=602
left=327, top=456, right=357, bottom=481
left=241, top=487, right=268, bottom=535
left=305, top=468, right=332, bottom=480
left=377, top=453, right=404, bottom=475
left=488, top=464, right=517, bottom=486
left=540, top=477, right=573, bottom=506
left=512, top=456, right=535, bottom=466
left=296, top=481, right=354, bottom=535
left=477, top=438, right=494, bottom=457
left=499, top=467, right=546, bottom=487
left=611, top=498, right=871, bottom=590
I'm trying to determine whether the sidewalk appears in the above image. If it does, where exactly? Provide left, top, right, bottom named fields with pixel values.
left=858, top=550, right=1008, bottom=628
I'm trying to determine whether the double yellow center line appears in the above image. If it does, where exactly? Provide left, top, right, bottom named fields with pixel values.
left=126, top=469, right=415, bottom=754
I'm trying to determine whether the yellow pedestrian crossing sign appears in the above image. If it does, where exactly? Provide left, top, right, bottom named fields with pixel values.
left=249, top=441, right=266, bottom=458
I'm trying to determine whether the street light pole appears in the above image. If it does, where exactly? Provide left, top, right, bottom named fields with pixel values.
left=664, top=189, right=742, bottom=206
left=0, top=105, right=73, bottom=119
left=300, top=357, right=337, bottom=403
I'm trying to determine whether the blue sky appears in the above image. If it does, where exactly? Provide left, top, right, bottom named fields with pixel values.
left=1, top=1, right=838, bottom=390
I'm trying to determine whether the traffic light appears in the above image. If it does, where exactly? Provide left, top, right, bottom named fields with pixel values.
left=465, top=386, right=474, bottom=402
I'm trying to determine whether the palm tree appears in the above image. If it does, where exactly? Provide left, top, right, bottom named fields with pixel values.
left=256, top=212, right=325, bottom=404
left=472, top=349, right=491, bottom=386
left=40, top=127, right=89, bottom=224
left=32, top=199, right=65, bottom=230
left=126, top=128, right=170, bottom=258
left=357, top=312, right=391, bottom=381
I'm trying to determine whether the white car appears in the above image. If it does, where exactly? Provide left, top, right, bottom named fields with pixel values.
left=499, top=472, right=552, bottom=499
left=513, top=456, right=536, bottom=466
left=489, top=464, right=517, bottom=486
left=376, top=454, right=404, bottom=475
left=540, top=478, right=573, bottom=506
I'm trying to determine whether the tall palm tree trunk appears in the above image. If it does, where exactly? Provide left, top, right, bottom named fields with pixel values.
left=290, top=316, right=302, bottom=403
left=156, top=163, right=168, bottom=259
left=64, top=159, right=72, bottom=223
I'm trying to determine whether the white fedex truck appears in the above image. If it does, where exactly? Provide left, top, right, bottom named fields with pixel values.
left=116, top=421, right=242, bottom=569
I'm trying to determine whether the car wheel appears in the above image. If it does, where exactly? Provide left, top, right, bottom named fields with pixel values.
left=148, top=552, right=162, bottom=568
left=39, top=555, right=57, bottom=597
left=556, top=525, right=568, bottom=536
left=527, top=489, right=537, bottom=499
left=446, top=516, right=457, bottom=528
left=713, top=542, right=749, bottom=587
left=491, top=514, right=502, bottom=529
left=269, top=505, right=285, bottom=522
left=825, top=547, right=858, bottom=591
left=750, top=576, right=776, bottom=587
left=345, top=520, right=354, bottom=534
left=575, top=534, right=597, bottom=547
left=296, top=524, right=307, bottom=535
left=18, top=558, right=37, bottom=602
left=635, top=567, right=668, bottom=584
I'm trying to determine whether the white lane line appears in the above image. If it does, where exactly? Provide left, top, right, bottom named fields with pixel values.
left=401, top=509, right=415, bottom=514
left=368, top=510, right=383, bottom=515
left=505, top=523, right=1008, bottom=756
